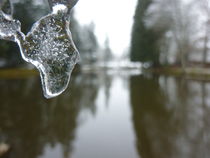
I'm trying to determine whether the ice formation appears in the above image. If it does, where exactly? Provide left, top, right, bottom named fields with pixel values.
left=0, top=0, right=80, bottom=98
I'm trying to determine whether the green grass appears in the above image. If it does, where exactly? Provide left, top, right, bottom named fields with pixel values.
left=1, top=66, right=210, bottom=81
left=0, top=65, right=81, bottom=79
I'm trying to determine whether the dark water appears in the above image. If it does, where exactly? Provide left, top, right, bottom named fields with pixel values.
left=0, top=71, right=210, bottom=158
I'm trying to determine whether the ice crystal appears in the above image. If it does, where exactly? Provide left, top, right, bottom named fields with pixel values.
left=0, top=0, right=80, bottom=98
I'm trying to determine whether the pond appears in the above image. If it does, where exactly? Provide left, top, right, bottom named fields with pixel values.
left=0, top=70, right=210, bottom=158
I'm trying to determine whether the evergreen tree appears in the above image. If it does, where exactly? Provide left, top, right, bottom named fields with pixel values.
left=102, top=37, right=113, bottom=63
left=130, top=0, right=162, bottom=66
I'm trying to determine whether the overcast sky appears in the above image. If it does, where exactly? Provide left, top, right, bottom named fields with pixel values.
left=74, top=0, right=137, bottom=57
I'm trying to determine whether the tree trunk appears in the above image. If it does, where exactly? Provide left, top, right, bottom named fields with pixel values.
left=203, top=24, right=209, bottom=66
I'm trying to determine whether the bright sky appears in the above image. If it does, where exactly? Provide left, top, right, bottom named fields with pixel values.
left=74, top=0, right=137, bottom=57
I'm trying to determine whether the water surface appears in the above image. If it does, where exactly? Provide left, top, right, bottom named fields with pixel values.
left=0, top=71, right=210, bottom=158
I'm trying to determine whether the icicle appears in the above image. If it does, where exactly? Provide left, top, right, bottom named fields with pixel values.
left=0, top=0, right=20, bottom=41
left=0, top=0, right=80, bottom=98
left=48, top=0, right=79, bottom=10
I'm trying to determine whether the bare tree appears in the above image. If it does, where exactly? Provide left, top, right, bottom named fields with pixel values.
left=198, top=0, right=210, bottom=66
left=146, top=0, right=196, bottom=70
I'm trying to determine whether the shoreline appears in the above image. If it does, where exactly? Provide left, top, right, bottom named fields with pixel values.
left=1, top=66, right=210, bottom=81
left=0, top=68, right=38, bottom=79
left=144, top=67, right=210, bottom=81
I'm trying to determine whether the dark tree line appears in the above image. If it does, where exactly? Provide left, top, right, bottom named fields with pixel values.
left=130, top=0, right=210, bottom=69
left=130, top=0, right=163, bottom=67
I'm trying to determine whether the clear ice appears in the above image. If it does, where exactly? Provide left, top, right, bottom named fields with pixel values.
left=0, top=0, right=80, bottom=98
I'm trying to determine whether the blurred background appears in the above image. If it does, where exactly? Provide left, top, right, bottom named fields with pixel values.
left=1, top=0, right=210, bottom=158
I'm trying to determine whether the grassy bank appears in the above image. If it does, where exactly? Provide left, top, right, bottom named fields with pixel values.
left=1, top=66, right=210, bottom=80
left=0, top=65, right=81, bottom=79
left=0, top=69, right=39, bottom=79
left=144, top=67, right=210, bottom=80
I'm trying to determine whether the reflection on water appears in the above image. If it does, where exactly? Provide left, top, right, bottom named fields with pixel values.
left=0, top=72, right=210, bottom=158
left=130, top=75, right=210, bottom=158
